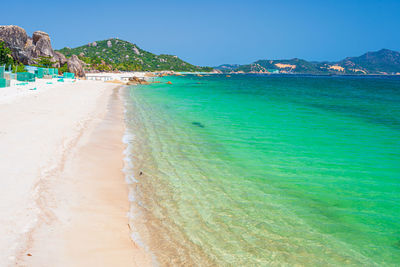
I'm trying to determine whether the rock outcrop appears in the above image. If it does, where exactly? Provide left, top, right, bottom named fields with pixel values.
left=0, top=25, right=31, bottom=64
left=32, top=31, right=54, bottom=58
left=0, top=25, right=85, bottom=77
left=67, top=55, right=85, bottom=77
left=127, top=76, right=148, bottom=85
left=54, top=51, right=67, bottom=66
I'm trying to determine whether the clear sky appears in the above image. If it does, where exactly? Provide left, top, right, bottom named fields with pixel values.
left=2, top=0, right=400, bottom=66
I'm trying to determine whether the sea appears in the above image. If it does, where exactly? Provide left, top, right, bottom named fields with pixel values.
left=123, top=74, right=400, bottom=266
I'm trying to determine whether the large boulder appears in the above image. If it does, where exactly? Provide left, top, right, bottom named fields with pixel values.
left=32, top=31, right=54, bottom=58
left=54, top=51, right=67, bottom=67
left=0, top=25, right=27, bottom=49
left=0, top=25, right=32, bottom=64
left=67, top=55, right=85, bottom=77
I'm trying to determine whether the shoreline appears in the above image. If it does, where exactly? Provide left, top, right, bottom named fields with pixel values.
left=0, top=80, right=152, bottom=266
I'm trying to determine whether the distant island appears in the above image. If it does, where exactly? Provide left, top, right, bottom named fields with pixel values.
left=215, top=49, right=400, bottom=75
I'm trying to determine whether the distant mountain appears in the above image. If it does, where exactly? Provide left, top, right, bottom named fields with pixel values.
left=215, top=49, right=400, bottom=75
left=214, top=64, right=241, bottom=72
left=58, top=39, right=213, bottom=72
left=338, top=49, right=400, bottom=74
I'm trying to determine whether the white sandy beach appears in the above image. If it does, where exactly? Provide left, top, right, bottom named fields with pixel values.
left=0, top=79, right=152, bottom=266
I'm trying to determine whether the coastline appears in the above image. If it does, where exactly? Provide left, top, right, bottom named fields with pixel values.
left=0, top=80, right=152, bottom=266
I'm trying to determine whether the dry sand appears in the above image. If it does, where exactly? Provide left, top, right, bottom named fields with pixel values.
left=0, top=80, right=152, bottom=266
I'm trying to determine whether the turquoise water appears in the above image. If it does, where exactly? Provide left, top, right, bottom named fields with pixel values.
left=124, top=75, right=400, bottom=266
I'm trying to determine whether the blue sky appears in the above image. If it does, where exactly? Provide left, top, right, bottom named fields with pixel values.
left=2, top=0, right=400, bottom=66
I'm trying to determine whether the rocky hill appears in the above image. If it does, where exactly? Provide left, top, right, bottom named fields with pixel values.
left=0, top=25, right=84, bottom=76
left=337, top=49, right=400, bottom=74
left=215, top=49, right=400, bottom=75
left=0, top=25, right=212, bottom=76
left=58, top=39, right=213, bottom=72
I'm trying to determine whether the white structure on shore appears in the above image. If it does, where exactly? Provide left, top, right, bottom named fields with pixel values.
left=85, top=72, right=148, bottom=82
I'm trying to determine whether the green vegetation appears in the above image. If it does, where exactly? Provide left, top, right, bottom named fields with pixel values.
left=59, top=63, right=68, bottom=74
left=0, top=41, right=15, bottom=68
left=0, top=41, right=28, bottom=73
left=34, top=56, right=56, bottom=68
left=12, top=63, right=27, bottom=72
left=57, top=39, right=213, bottom=72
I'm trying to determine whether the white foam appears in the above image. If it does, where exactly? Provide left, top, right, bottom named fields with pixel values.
left=121, top=92, right=159, bottom=266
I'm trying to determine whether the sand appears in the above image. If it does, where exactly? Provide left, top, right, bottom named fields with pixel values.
left=0, top=79, right=152, bottom=266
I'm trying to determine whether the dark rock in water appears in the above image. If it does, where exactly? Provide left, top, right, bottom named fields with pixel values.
left=192, top=122, right=205, bottom=128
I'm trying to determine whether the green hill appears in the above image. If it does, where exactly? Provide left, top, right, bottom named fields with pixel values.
left=338, top=49, right=400, bottom=74
left=57, top=39, right=212, bottom=72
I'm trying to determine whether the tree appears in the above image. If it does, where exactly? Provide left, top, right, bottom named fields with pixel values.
left=12, top=63, right=27, bottom=73
left=0, top=41, right=14, bottom=68
left=59, top=63, right=68, bottom=74
left=37, top=56, right=55, bottom=68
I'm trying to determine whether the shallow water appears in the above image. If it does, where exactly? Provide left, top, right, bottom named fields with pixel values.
left=124, top=75, right=400, bottom=266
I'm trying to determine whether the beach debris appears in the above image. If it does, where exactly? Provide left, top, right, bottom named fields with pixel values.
left=139, top=171, right=143, bottom=176
left=27, top=253, right=32, bottom=256
left=167, top=81, right=173, bottom=84
left=192, top=122, right=205, bottom=128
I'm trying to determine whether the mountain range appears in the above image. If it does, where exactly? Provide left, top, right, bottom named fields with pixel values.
left=2, top=25, right=400, bottom=75
left=215, top=49, right=400, bottom=75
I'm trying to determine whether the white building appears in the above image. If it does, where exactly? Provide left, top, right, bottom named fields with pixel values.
left=85, top=72, right=148, bottom=82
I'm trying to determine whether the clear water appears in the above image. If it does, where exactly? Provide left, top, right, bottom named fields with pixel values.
left=124, top=75, right=400, bottom=266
